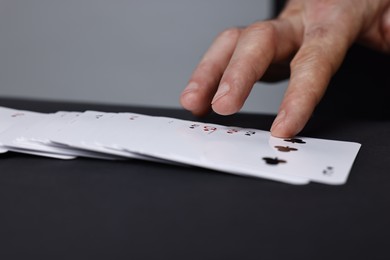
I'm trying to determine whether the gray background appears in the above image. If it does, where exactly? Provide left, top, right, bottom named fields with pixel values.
left=0, top=0, right=288, bottom=114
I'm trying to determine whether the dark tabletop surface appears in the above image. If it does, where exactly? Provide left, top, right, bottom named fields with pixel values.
left=0, top=97, right=389, bottom=260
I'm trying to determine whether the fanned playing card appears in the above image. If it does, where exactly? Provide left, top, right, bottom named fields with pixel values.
left=0, top=106, right=361, bottom=185
left=100, top=118, right=359, bottom=185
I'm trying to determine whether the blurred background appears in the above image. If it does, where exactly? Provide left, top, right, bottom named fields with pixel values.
left=0, top=0, right=288, bottom=114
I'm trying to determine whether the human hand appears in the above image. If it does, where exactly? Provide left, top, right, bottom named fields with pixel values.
left=180, top=0, right=390, bottom=137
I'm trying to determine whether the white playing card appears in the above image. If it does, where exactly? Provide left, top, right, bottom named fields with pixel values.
left=0, top=110, right=80, bottom=159
left=266, top=136, right=361, bottom=184
left=0, top=105, right=361, bottom=185
left=100, top=117, right=311, bottom=185
left=41, top=111, right=133, bottom=159
left=6, top=146, right=76, bottom=159
left=172, top=120, right=360, bottom=185
left=84, top=111, right=185, bottom=165
left=48, top=110, right=170, bottom=162
left=9, top=111, right=127, bottom=160
left=21, top=111, right=81, bottom=144
left=0, top=107, right=50, bottom=155
left=0, top=107, right=27, bottom=132
left=0, top=107, right=32, bottom=153
left=92, top=111, right=161, bottom=150
left=139, top=120, right=359, bottom=185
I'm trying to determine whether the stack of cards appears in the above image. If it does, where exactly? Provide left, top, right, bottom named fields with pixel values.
left=0, top=106, right=361, bottom=185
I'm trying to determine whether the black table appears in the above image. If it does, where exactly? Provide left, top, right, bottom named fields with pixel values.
left=1, top=97, right=389, bottom=260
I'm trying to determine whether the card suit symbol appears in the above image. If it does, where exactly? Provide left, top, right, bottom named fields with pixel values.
left=284, top=138, right=306, bottom=144
left=203, top=126, right=217, bottom=132
left=189, top=124, right=199, bottom=129
left=274, top=146, right=298, bottom=152
left=322, top=166, right=334, bottom=176
left=11, top=113, right=24, bottom=117
left=227, top=129, right=238, bottom=134
left=245, top=131, right=256, bottom=136
left=262, top=157, right=287, bottom=165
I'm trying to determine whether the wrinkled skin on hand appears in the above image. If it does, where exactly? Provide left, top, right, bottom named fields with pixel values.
left=180, top=0, right=390, bottom=137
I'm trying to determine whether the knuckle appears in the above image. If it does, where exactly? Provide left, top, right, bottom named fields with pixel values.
left=305, top=25, right=330, bottom=40
left=196, top=60, right=221, bottom=74
left=218, top=27, right=241, bottom=40
left=231, top=58, right=256, bottom=76
left=290, top=46, right=334, bottom=74
left=222, top=67, right=246, bottom=89
left=197, top=61, right=213, bottom=72
left=192, top=61, right=223, bottom=85
left=243, top=21, right=278, bottom=48
left=245, top=21, right=277, bottom=37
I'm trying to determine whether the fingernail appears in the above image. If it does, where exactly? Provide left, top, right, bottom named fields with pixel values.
left=211, top=83, right=230, bottom=104
left=271, top=110, right=286, bottom=132
left=182, top=82, right=199, bottom=94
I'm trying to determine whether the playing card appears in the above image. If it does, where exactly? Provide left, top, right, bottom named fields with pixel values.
left=0, top=110, right=108, bottom=159
left=83, top=111, right=185, bottom=165
left=110, top=118, right=311, bottom=185
left=48, top=110, right=172, bottom=162
left=0, top=105, right=361, bottom=185
left=186, top=121, right=360, bottom=185
left=20, top=111, right=81, bottom=144
left=6, top=146, right=76, bottom=159
left=0, top=107, right=50, bottom=155
left=40, top=111, right=131, bottom=158
left=7, top=111, right=128, bottom=160
left=266, top=136, right=361, bottom=184
left=196, top=123, right=360, bottom=185
left=108, top=118, right=360, bottom=185
left=0, top=107, right=30, bottom=153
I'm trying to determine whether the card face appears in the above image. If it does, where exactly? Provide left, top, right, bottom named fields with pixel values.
left=46, top=111, right=134, bottom=158
left=0, top=107, right=29, bottom=133
left=21, top=111, right=82, bottom=144
left=0, top=106, right=361, bottom=185
left=114, top=119, right=360, bottom=185
left=106, top=117, right=311, bottom=185
left=94, top=112, right=165, bottom=150
left=89, top=112, right=181, bottom=164
left=171, top=122, right=360, bottom=185
left=47, top=111, right=168, bottom=161
left=266, top=136, right=361, bottom=184
left=0, top=109, right=79, bottom=159
left=0, top=107, right=39, bottom=153
left=186, top=121, right=360, bottom=185
left=2, top=110, right=128, bottom=160
left=0, top=107, right=48, bottom=148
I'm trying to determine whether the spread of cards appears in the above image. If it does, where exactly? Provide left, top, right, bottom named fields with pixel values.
left=0, top=106, right=361, bottom=185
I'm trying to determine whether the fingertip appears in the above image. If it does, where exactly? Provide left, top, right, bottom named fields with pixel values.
left=210, top=83, right=245, bottom=115
left=270, top=110, right=290, bottom=138
left=270, top=121, right=298, bottom=138
left=180, top=89, right=199, bottom=111
left=180, top=85, right=212, bottom=117
left=191, top=107, right=211, bottom=117
left=270, top=110, right=303, bottom=138
left=211, top=96, right=242, bottom=115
